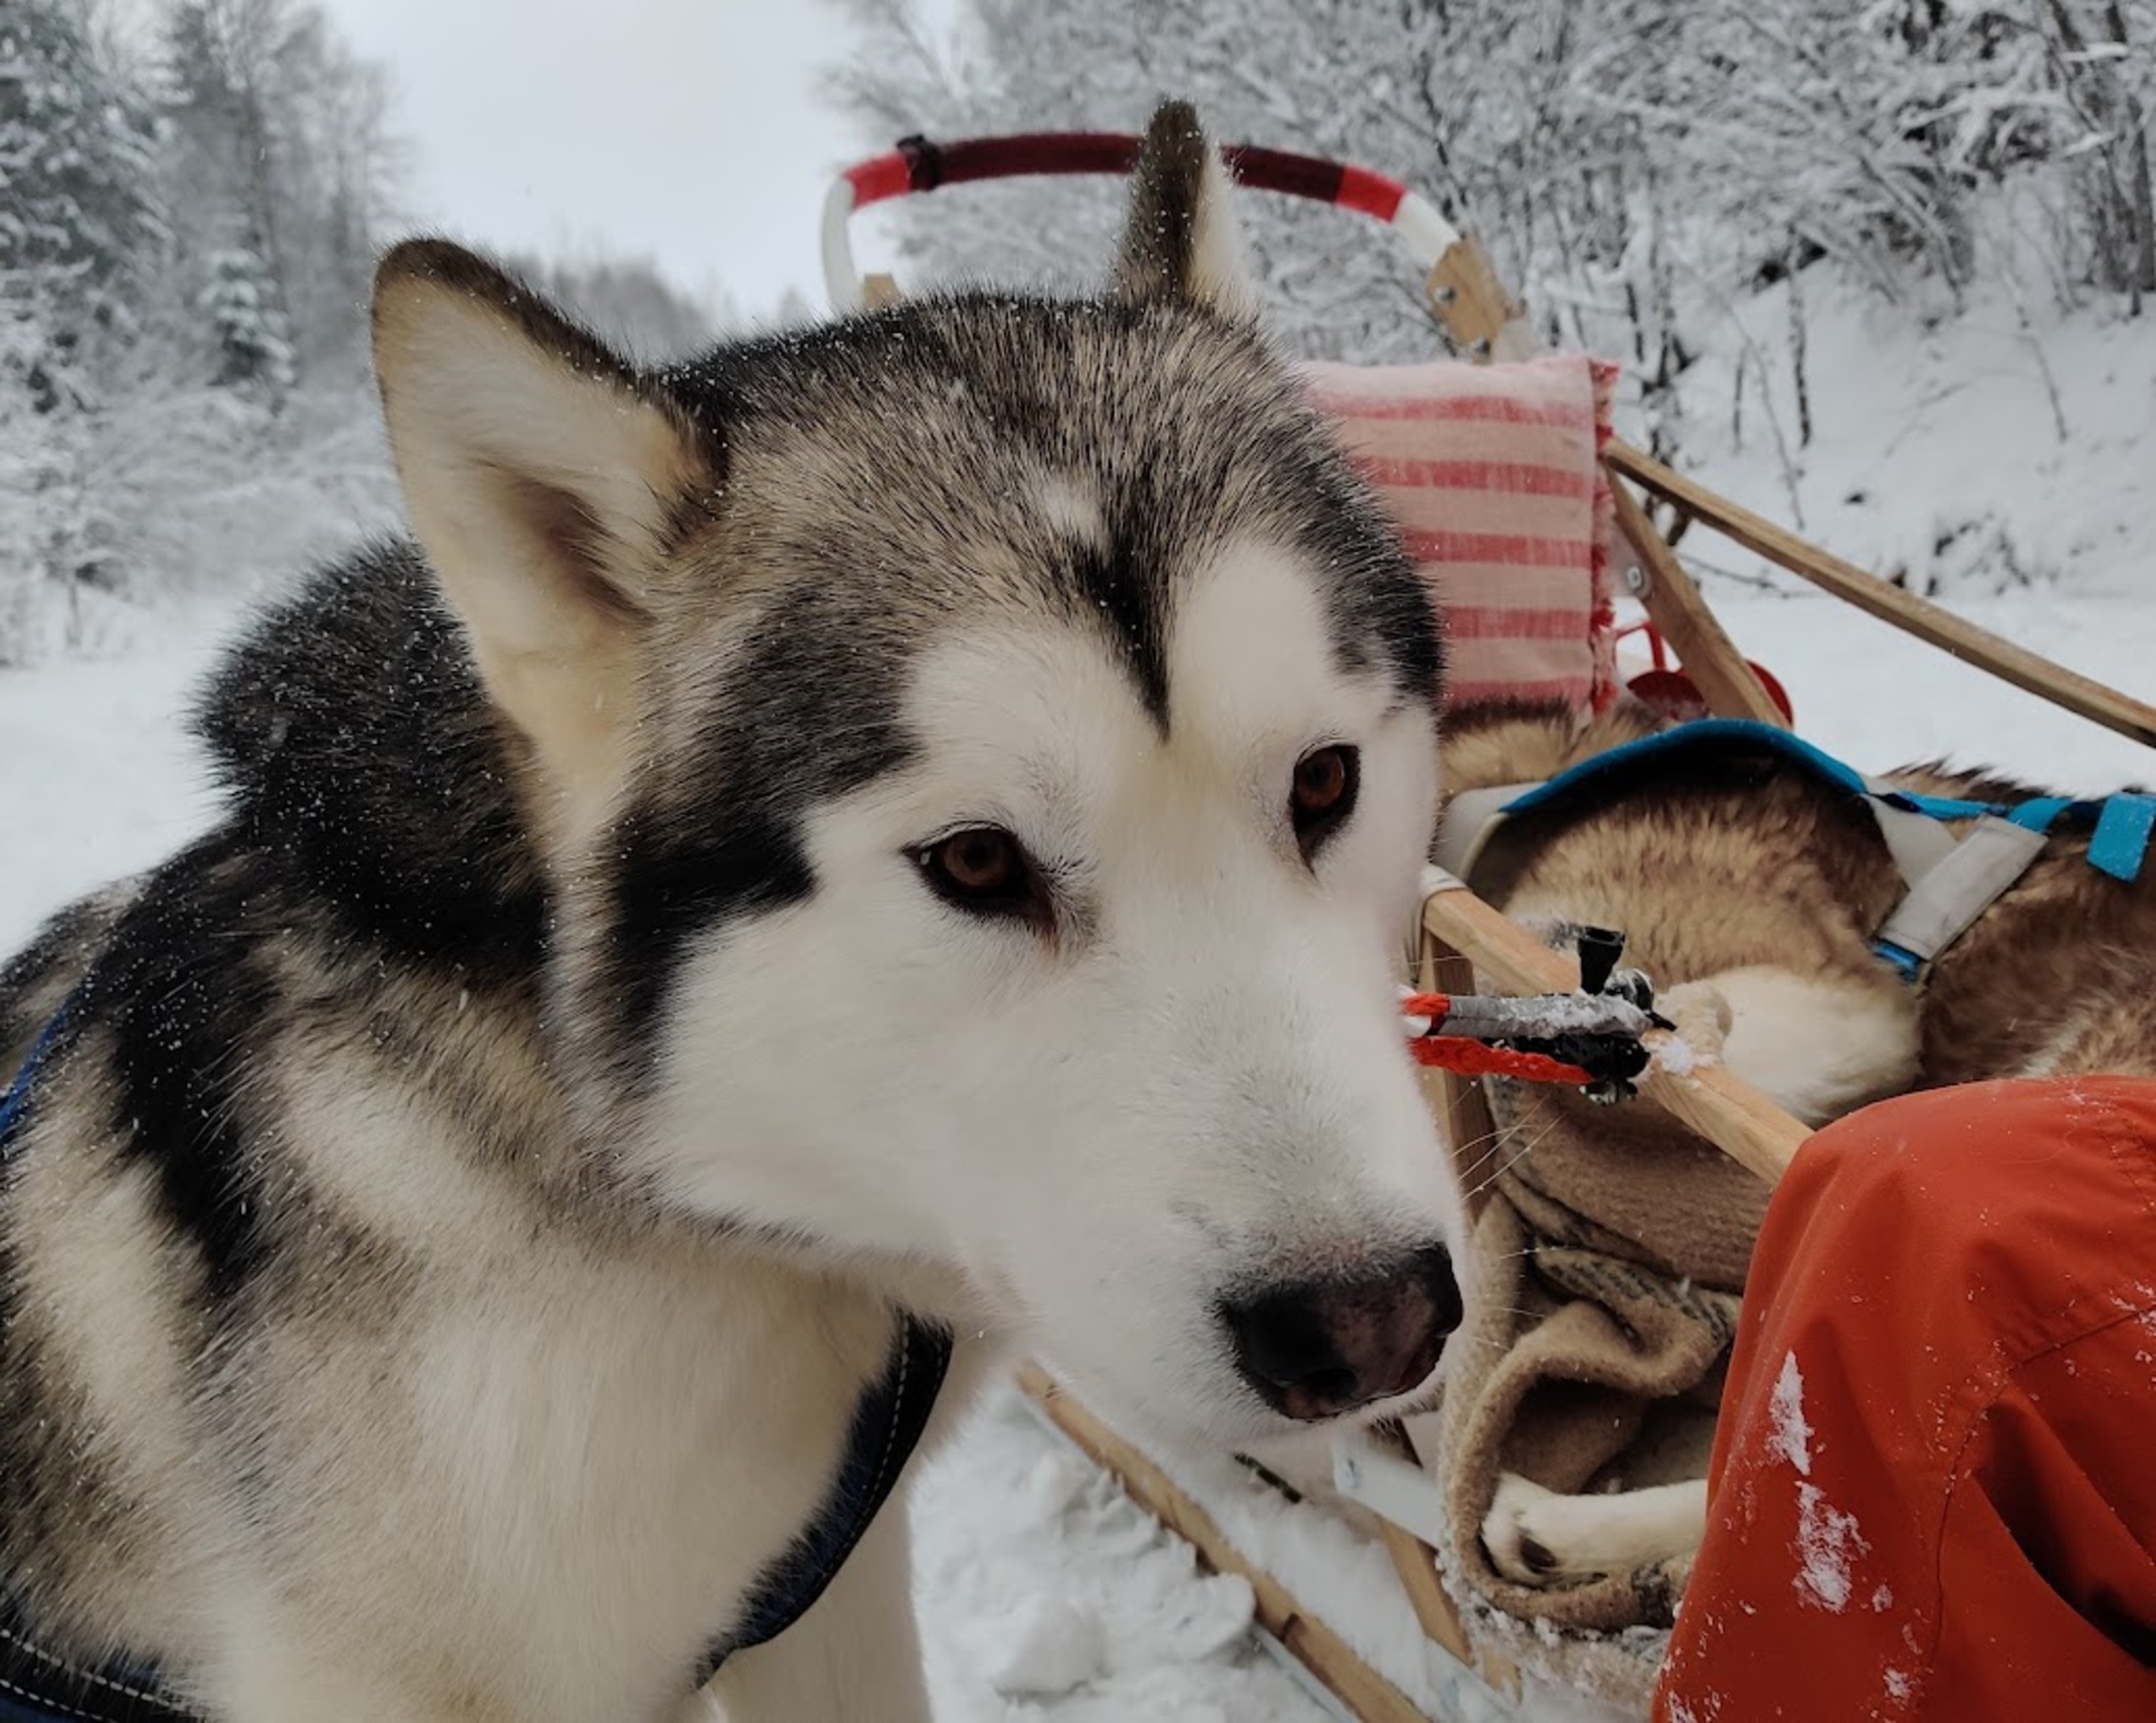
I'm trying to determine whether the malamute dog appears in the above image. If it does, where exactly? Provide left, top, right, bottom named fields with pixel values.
left=1447, top=699, right=2156, bottom=1590
left=0, top=105, right=1470, bottom=1721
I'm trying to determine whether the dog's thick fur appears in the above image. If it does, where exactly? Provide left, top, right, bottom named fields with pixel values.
left=0, top=106, right=1473, bottom=1721
left=1447, top=699, right=2156, bottom=1588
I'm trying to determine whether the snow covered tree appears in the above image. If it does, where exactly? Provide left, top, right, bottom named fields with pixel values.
left=198, top=242, right=295, bottom=394
left=0, top=0, right=166, bottom=398
left=157, top=0, right=402, bottom=381
left=0, top=0, right=166, bottom=659
left=2038, top=0, right=2156, bottom=305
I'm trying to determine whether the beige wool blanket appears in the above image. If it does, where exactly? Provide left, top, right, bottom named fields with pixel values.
left=1434, top=1027, right=1775, bottom=1640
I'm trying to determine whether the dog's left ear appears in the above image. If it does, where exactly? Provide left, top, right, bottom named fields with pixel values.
left=370, top=238, right=720, bottom=836
left=1111, top=99, right=1258, bottom=320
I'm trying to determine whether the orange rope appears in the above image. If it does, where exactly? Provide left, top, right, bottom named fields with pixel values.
left=1398, top=989, right=1598, bottom=1086
left=1408, top=1037, right=1595, bottom=1085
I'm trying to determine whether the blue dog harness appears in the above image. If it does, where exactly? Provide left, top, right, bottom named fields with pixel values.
left=1434, top=717, right=2153, bottom=982
left=0, top=1009, right=951, bottom=1717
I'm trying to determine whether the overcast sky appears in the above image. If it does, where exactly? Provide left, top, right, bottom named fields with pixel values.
left=319, top=0, right=901, bottom=321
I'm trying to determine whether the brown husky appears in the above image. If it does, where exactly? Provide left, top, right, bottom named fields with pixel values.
left=1441, top=698, right=2156, bottom=1586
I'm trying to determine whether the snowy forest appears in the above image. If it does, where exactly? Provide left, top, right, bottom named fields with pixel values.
left=831, top=0, right=2156, bottom=601
left=836, top=1, right=2156, bottom=354
left=0, top=0, right=720, bottom=663
left=6, top=0, right=2156, bottom=664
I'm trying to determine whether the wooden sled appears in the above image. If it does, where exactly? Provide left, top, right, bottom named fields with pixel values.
left=822, top=130, right=2156, bottom=1719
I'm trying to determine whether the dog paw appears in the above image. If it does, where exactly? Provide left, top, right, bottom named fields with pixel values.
left=1654, top=979, right=1733, bottom=1067
left=1482, top=1472, right=1707, bottom=1588
left=1481, top=1472, right=1572, bottom=1585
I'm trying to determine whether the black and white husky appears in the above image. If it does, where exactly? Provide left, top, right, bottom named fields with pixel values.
left=0, top=104, right=1469, bottom=1720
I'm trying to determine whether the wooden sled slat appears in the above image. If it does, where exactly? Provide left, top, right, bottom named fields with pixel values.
left=1014, top=1364, right=1432, bottom=1722
left=1610, top=474, right=1788, bottom=727
left=1425, top=236, right=1538, bottom=363
left=1604, top=439, right=2156, bottom=753
left=1419, top=880, right=1811, bottom=1185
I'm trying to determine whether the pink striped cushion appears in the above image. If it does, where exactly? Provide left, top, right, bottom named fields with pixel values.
left=1298, top=355, right=1619, bottom=714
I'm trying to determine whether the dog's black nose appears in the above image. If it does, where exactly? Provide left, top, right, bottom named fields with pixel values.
left=1223, top=1245, right=1463, bottom=1421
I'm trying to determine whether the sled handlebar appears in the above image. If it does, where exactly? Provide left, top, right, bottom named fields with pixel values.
left=820, top=129, right=1462, bottom=315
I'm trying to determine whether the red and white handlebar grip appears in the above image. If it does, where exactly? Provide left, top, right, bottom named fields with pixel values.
left=820, top=132, right=1461, bottom=315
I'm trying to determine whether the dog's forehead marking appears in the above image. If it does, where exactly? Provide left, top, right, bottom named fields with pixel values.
left=1168, top=537, right=1399, bottom=750
left=899, top=622, right=1159, bottom=812
left=659, top=293, right=1437, bottom=795
left=892, top=542, right=1395, bottom=847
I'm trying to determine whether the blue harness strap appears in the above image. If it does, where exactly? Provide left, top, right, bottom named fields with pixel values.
left=0, top=1590, right=199, bottom=1723
left=1497, top=719, right=2152, bottom=880
left=0, top=1009, right=70, bottom=1154
left=1496, top=717, right=1875, bottom=816
left=2090, top=793, right=2156, bottom=883
left=697, top=1314, right=954, bottom=1685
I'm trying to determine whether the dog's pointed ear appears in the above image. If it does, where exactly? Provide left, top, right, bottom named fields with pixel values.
left=1111, top=100, right=1257, bottom=320
left=369, top=238, right=719, bottom=831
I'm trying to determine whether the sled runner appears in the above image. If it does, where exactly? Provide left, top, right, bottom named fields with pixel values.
left=822, top=130, right=2156, bottom=1720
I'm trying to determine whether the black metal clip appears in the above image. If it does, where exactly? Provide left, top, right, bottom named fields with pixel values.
left=1506, top=926, right=1672, bottom=1105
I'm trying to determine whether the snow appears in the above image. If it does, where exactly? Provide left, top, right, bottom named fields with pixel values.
left=1678, top=587, right=2155, bottom=797
left=914, top=1386, right=1325, bottom=1719
left=1767, top=1353, right=1814, bottom=1477
left=1651, top=1036, right=1698, bottom=1077
left=1669, top=263, right=2156, bottom=608
left=3, top=540, right=2152, bottom=1723
left=0, top=603, right=231, bottom=949
left=1792, top=1483, right=1871, bottom=1615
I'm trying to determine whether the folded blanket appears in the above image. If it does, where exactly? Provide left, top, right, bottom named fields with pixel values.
left=1436, top=1003, right=1776, bottom=1642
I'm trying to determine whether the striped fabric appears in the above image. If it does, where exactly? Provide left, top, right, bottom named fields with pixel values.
left=1299, top=355, right=1620, bottom=714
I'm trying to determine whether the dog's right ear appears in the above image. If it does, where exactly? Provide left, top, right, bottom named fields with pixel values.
left=1110, top=99, right=1257, bottom=320
left=370, top=238, right=720, bottom=838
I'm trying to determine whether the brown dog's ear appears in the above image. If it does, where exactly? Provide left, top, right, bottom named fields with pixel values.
left=1110, top=100, right=1257, bottom=320
left=369, top=238, right=719, bottom=835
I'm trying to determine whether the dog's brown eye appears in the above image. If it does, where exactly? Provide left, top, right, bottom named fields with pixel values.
left=916, top=826, right=1046, bottom=926
left=1291, top=744, right=1359, bottom=859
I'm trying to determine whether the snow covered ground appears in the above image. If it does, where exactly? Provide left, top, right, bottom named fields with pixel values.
left=1667, top=268, right=2156, bottom=608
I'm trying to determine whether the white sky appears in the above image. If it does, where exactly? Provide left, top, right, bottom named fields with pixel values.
left=319, top=0, right=893, bottom=321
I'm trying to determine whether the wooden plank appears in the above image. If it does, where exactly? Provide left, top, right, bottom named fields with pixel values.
left=1610, top=473, right=1789, bottom=727
left=861, top=271, right=903, bottom=310
left=1605, top=438, right=2156, bottom=752
left=1376, top=1515, right=1478, bottom=1668
left=1425, top=237, right=1536, bottom=362
left=1420, top=883, right=1811, bottom=1185
left=1014, top=1363, right=1434, bottom=1723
